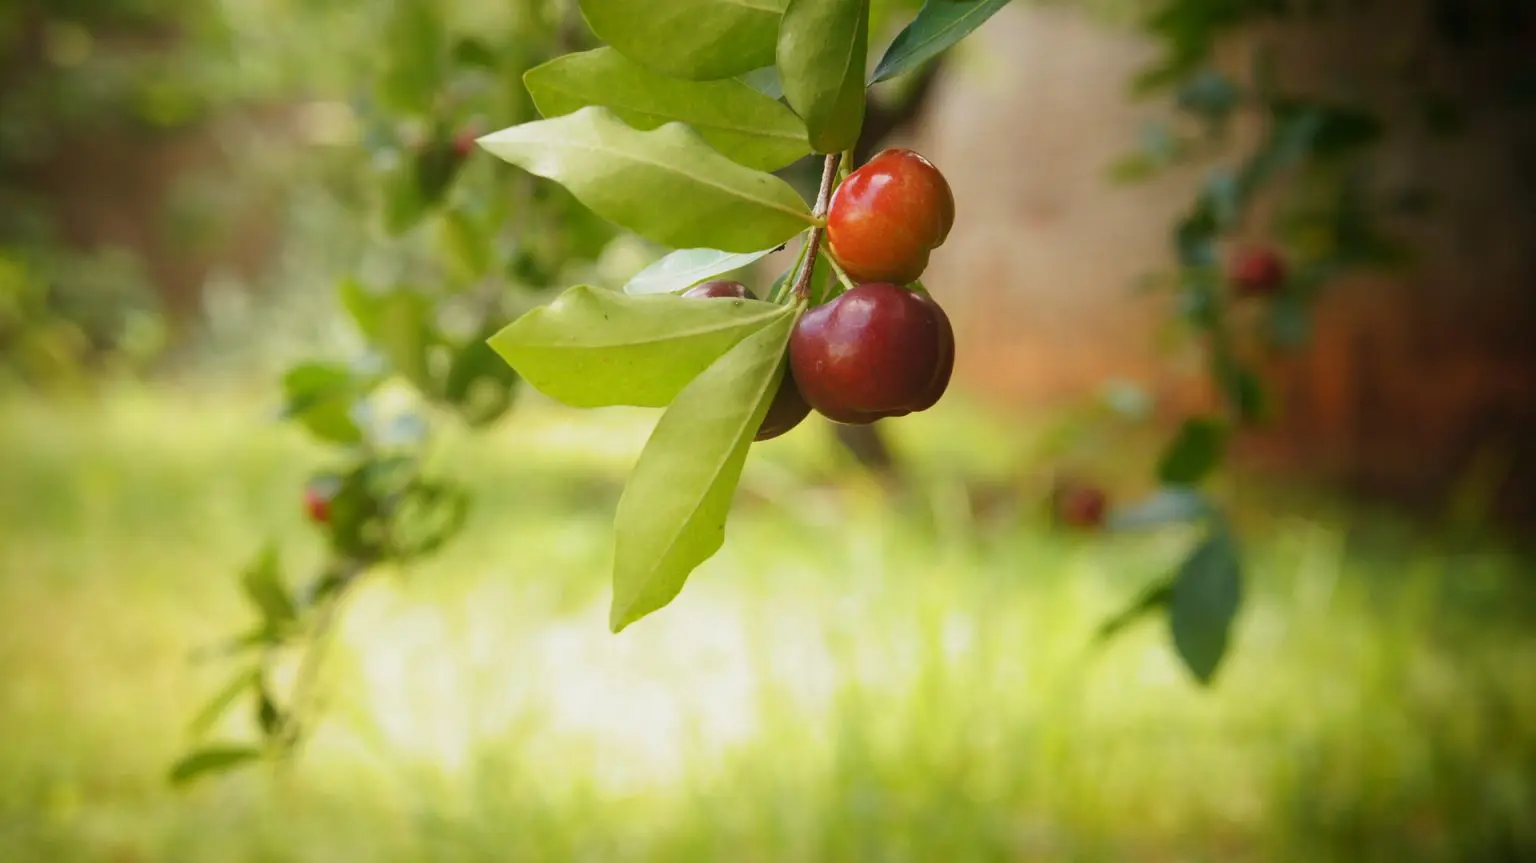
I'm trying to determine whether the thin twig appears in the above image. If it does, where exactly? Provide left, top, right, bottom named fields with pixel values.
left=791, top=153, right=843, bottom=302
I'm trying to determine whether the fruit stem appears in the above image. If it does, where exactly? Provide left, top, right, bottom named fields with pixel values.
left=791, top=152, right=843, bottom=302
left=822, top=250, right=858, bottom=295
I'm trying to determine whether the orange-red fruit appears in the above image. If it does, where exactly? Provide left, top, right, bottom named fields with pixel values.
left=304, top=486, right=331, bottom=525
left=1228, top=245, right=1287, bottom=297
left=681, top=280, right=811, bottom=441
left=1055, top=483, right=1108, bottom=529
left=827, top=148, right=955, bottom=285
left=789, top=282, right=954, bottom=425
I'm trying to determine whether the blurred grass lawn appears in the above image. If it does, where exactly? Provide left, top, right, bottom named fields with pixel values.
left=1, top=385, right=1533, bottom=862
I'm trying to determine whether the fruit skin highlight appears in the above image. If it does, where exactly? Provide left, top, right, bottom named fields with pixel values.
left=788, top=282, right=954, bottom=425
left=681, top=281, right=811, bottom=441
left=826, top=148, right=955, bottom=285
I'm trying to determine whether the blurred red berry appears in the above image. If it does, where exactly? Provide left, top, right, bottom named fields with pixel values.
left=1228, top=245, right=1287, bottom=298
left=1055, top=482, right=1108, bottom=529
left=303, top=485, right=331, bottom=525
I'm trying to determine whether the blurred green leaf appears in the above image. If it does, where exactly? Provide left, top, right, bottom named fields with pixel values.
left=437, top=209, right=492, bottom=283
left=490, top=284, right=788, bottom=408
left=1158, top=417, right=1227, bottom=485
left=525, top=48, right=811, bottom=171
left=393, top=480, right=472, bottom=559
left=623, top=246, right=781, bottom=296
left=578, top=0, right=789, bottom=80
left=280, top=362, right=371, bottom=445
left=255, top=685, right=282, bottom=739
left=240, top=545, right=295, bottom=630
left=442, top=329, right=520, bottom=428
left=168, top=746, right=263, bottom=788
left=1096, top=580, right=1173, bottom=641
left=611, top=309, right=796, bottom=632
left=870, top=0, right=1013, bottom=85
left=1107, top=152, right=1159, bottom=185
left=187, top=667, right=259, bottom=738
left=1176, top=69, right=1239, bottom=121
left=1168, top=525, right=1243, bottom=684
left=778, top=0, right=869, bottom=154
left=379, top=0, right=446, bottom=115
left=479, top=108, right=815, bottom=253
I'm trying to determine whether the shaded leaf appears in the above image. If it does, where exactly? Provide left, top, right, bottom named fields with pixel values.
left=479, top=107, right=814, bottom=252
left=578, top=0, right=789, bottom=81
left=870, top=0, right=1013, bottom=84
left=187, top=667, right=259, bottom=738
left=490, top=284, right=788, bottom=408
left=168, top=746, right=263, bottom=788
left=623, top=247, right=781, bottom=296
left=240, top=545, right=295, bottom=630
left=1157, top=417, right=1227, bottom=485
left=443, top=327, right=520, bottom=427
left=525, top=48, right=810, bottom=171
left=1168, top=526, right=1243, bottom=684
left=778, top=0, right=869, bottom=154
left=610, top=308, right=797, bottom=631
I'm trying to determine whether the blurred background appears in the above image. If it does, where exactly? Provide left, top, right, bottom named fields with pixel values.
left=2, top=0, right=1535, bottom=860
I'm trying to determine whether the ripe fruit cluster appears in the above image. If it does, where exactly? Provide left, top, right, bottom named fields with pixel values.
left=683, top=148, right=957, bottom=440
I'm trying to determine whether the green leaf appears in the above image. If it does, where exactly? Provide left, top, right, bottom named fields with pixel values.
left=870, top=0, right=1012, bottom=84
left=255, top=685, right=282, bottom=739
left=479, top=107, right=814, bottom=253
left=777, top=0, right=869, bottom=154
left=168, top=746, right=263, bottom=788
left=187, top=667, right=260, bottom=738
left=378, top=0, right=445, bottom=115
left=240, top=545, right=295, bottom=630
left=525, top=48, right=811, bottom=172
left=280, top=362, right=368, bottom=445
left=624, top=247, right=781, bottom=296
left=1168, top=526, right=1243, bottom=684
left=1096, top=580, right=1172, bottom=641
left=443, top=329, right=520, bottom=428
left=610, top=308, right=797, bottom=632
left=1106, top=487, right=1212, bottom=532
left=340, top=283, right=439, bottom=394
left=1158, top=417, right=1227, bottom=485
left=490, top=284, right=789, bottom=408
left=737, top=66, right=784, bottom=100
left=578, top=0, right=789, bottom=81
left=438, top=209, right=492, bottom=282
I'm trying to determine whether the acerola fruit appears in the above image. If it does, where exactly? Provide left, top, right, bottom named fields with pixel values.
left=304, top=485, right=331, bottom=525
left=681, top=280, right=811, bottom=440
left=1054, top=482, right=1108, bottom=529
left=1228, top=245, right=1287, bottom=297
left=789, top=282, right=954, bottom=424
left=827, top=148, right=955, bottom=284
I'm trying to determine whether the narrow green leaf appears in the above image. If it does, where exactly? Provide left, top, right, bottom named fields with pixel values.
left=490, top=284, right=788, bottom=408
left=525, top=48, right=811, bottom=172
left=777, top=0, right=869, bottom=154
left=168, top=746, right=263, bottom=788
left=624, top=247, right=781, bottom=296
left=240, top=545, right=295, bottom=629
left=870, top=0, right=1012, bottom=84
left=1096, top=580, right=1173, bottom=642
left=479, top=107, right=814, bottom=253
left=1168, top=526, right=1243, bottom=684
left=610, top=308, right=797, bottom=632
left=578, top=0, right=789, bottom=80
left=1157, top=417, right=1228, bottom=485
left=187, top=667, right=260, bottom=738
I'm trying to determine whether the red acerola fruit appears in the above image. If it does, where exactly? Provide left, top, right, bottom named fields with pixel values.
left=1054, top=482, right=1108, bottom=529
left=1228, top=245, right=1287, bottom=297
left=681, top=280, right=810, bottom=441
left=788, top=282, right=954, bottom=424
left=826, top=148, right=955, bottom=285
left=303, top=485, right=331, bottom=525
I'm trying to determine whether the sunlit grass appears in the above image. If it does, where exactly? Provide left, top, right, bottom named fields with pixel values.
left=1, top=386, right=1533, bottom=862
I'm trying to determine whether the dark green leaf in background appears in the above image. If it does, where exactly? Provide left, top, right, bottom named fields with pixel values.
left=240, top=545, right=295, bottom=630
left=870, top=0, right=1012, bottom=84
left=1157, top=417, right=1227, bottom=485
left=1168, top=525, right=1243, bottom=684
left=168, top=746, right=263, bottom=788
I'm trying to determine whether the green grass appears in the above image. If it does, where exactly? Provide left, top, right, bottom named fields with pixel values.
left=1, top=386, right=1533, bottom=862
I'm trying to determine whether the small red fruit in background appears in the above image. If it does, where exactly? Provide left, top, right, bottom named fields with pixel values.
left=1228, top=245, right=1287, bottom=298
left=1054, top=482, right=1108, bottom=529
left=827, top=148, right=955, bottom=284
left=303, top=485, right=331, bottom=525
left=681, top=280, right=811, bottom=440
left=450, top=125, right=481, bottom=161
left=789, top=282, right=954, bottom=424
